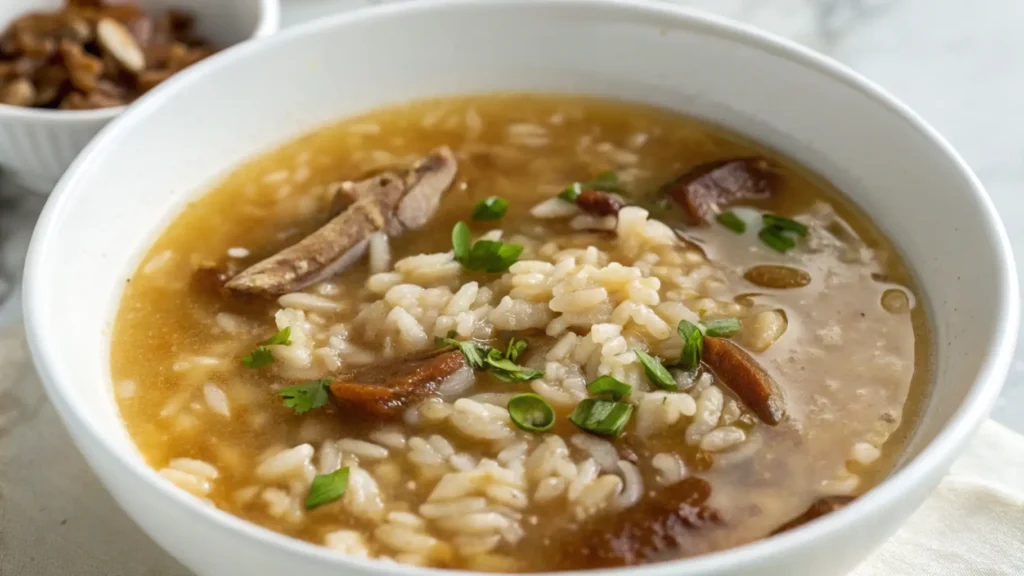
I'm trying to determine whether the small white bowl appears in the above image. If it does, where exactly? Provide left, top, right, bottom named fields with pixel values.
left=0, top=0, right=280, bottom=193
left=22, top=1, right=1019, bottom=575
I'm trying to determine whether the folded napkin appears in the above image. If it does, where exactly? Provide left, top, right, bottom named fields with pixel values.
left=1, top=324, right=1022, bottom=575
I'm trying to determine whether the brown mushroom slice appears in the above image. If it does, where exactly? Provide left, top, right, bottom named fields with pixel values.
left=771, top=496, right=855, bottom=535
left=224, top=173, right=406, bottom=296
left=394, top=146, right=458, bottom=230
left=743, top=265, right=811, bottom=289
left=702, top=336, right=786, bottom=425
left=576, top=189, right=624, bottom=216
left=549, top=477, right=721, bottom=568
left=328, top=348, right=468, bottom=419
left=663, top=158, right=776, bottom=225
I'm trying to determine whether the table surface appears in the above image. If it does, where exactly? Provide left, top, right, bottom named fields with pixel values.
left=2, top=0, right=1023, bottom=432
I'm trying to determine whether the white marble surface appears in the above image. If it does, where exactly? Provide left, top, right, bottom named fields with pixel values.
left=2, top=0, right=1023, bottom=430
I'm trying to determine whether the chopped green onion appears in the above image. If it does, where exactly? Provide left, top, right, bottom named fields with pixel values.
left=758, top=227, right=797, bottom=252
left=505, top=337, right=528, bottom=363
left=569, top=399, right=633, bottom=437
left=586, top=375, right=632, bottom=400
left=508, top=393, right=556, bottom=432
left=276, top=378, right=332, bottom=414
left=452, top=221, right=472, bottom=262
left=438, top=336, right=542, bottom=381
left=451, top=222, right=523, bottom=273
left=634, top=350, right=677, bottom=391
left=557, top=182, right=583, bottom=203
left=758, top=214, right=808, bottom=253
left=762, top=214, right=808, bottom=236
left=305, top=467, right=349, bottom=509
left=484, top=348, right=544, bottom=382
left=438, top=334, right=486, bottom=370
left=716, top=211, right=746, bottom=234
left=704, top=317, right=741, bottom=338
left=557, top=171, right=623, bottom=203
left=677, top=320, right=704, bottom=371
left=472, top=196, right=509, bottom=221
left=241, top=327, right=292, bottom=368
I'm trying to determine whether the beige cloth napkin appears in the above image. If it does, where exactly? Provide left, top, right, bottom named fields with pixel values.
left=1, top=324, right=1022, bottom=575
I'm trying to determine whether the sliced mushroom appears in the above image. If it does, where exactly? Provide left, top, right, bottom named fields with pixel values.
left=663, top=158, right=776, bottom=225
left=225, top=148, right=457, bottom=296
left=743, top=265, right=811, bottom=289
left=96, top=17, right=144, bottom=73
left=394, top=146, right=458, bottom=230
left=575, top=189, right=624, bottom=216
left=770, top=496, right=854, bottom=535
left=224, top=173, right=405, bottom=296
left=549, top=477, right=721, bottom=568
left=328, top=348, right=468, bottom=419
left=702, top=336, right=785, bottom=425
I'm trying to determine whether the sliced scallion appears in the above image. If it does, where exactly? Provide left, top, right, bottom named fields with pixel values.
left=704, top=317, right=741, bottom=338
left=677, top=320, right=704, bottom=371
left=472, top=196, right=509, bottom=221
left=762, top=214, right=808, bottom=236
left=569, top=399, right=633, bottom=437
left=508, top=393, right=556, bottom=432
left=716, top=211, right=746, bottom=234
left=634, top=350, right=677, bottom=391
left=758, top=213, right=808, bottom=253
left=586, top=375, right=632, bottom=400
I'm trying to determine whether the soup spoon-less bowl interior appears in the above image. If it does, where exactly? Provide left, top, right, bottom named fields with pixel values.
left=22, top=1, right=1018, bottom=575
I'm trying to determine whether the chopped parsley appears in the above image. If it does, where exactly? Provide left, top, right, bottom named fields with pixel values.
left=276, top=378, right=332, bottom=414
left=569, top=399, right=633, bottom=437
left=438, top=334, right=542, bottom=382
left=241, top=327, right=292, bottom=368
left=305, top=467, right=349, bottom=509
left=451, top=221, right=523, bottom=273
left=586, top=375, right=632, bottom=401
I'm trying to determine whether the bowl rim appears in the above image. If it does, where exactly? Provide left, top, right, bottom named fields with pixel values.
left=0, top=0, right=281, bottom=122
left=23, top=0, right=1020, bottom=574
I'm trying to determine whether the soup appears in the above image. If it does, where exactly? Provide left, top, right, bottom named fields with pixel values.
left=111, top=95, right=930, bottom=571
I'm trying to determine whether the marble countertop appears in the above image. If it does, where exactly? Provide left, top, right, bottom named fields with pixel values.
left=2, top=0, right=1022, bottom=430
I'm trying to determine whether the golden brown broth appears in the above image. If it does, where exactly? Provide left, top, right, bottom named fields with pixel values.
left=111, top=95, right=931, bottom=570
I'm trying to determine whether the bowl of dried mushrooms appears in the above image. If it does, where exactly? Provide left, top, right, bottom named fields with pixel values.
left=0, top=0, right=279, bottom=193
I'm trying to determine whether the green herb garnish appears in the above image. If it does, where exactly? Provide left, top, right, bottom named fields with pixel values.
left=635, top=350, right=677, bottom=391
left=305, top=467, right=349, bottom=509
left=716, top=211, right=746, bottom=234
left=505, top=337, right=528, bottom=363
left=557, top=171, right=623, bottom=203
left=438, top=335, right=542, bottom=382
left=508, top=393, right=556, bottom=432
left=677, top=320, right=704, bottom=371
left=569, top=399, right=633, bottom=437
left=472, top=196, right=509, bottom=221
left=704, top=317, right=741, bottom=338
left=452, top=221, right=472, bottom=262
left=586, top=375, right=632, bottom=400
left=451, top=221, right=523, bottom=273
left=758, top=213, right=808, bottom=253
left=484, top=348, right=544, bottom=382
left=241, top=327, right=292, bottom=368
left=438, top=334, right=486, bottom=370
left=276, top=378, right=332, bottom=414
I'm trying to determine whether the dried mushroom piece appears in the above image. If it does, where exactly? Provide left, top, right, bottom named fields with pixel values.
left=328, top=349, right=468, bottom=419
left=663, top=158, right=776, bottom=225
left=96, top=17, right=144, bottom=73
left=226, top=148, right=459, bottom=296
left=702, top=335, right=786, bottom=425
left=0, top=0, right=217, bottom=110
left=548, top=477, right=722, bottom=568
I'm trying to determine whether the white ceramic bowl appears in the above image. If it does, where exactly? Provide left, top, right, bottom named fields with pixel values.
left=23, top=1, right=1019, bottom=575
left=0, top=0, right=280, bottom=193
